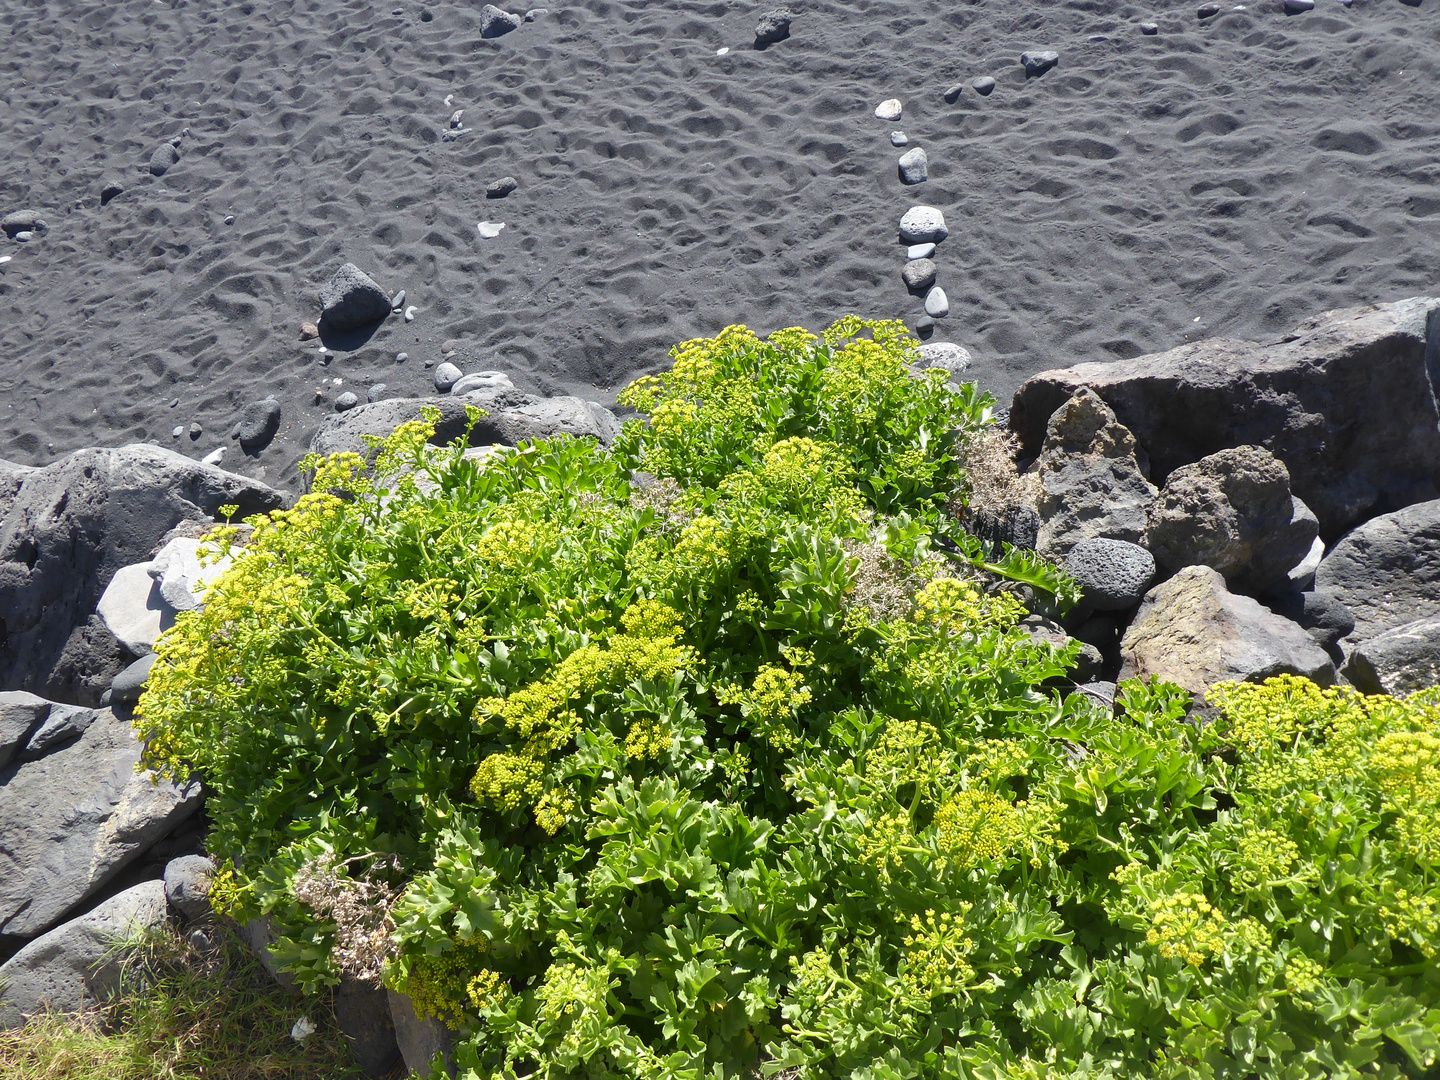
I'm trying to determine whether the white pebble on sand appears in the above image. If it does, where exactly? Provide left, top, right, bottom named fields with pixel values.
left=891, top=131, right=908, bottom=146
left=200, top=447, right=225, bottom=465
left=874, top=99, right=902, bottom=121
left=404, top=305, right=418, bottom=322
left=478, top=221, right=506, bottom=238
left=907, top=243, right=936, bottom=259
left=0, top=256, right=11, bottom=265
left=924, top=286, right=950, bottom=318
left=716, top=47, right=729, bottom=55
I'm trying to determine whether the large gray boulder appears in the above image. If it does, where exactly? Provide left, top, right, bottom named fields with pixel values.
left=1266, top=590, right=1356, bottom=651
left=0, top=690, right=49, bottom=769
left=1314, top=498, right=1440, bottom=644
left=18, top=703, right=97, bottom=761
left=1145, top=445, right=1319, bottom=592
left=1343, top=617, right=1440, bottom=696
left=0, top=880, right=167, bottom=1030
left=1063, top=537, right=1156, bottom=612
left=318, top=263, right=392, bottom=332
left=1029, top=388, right=1157, bottom=557
left=1010, top=298, right=1440, bottom=535
left=1120, top=565, right=1336, bottom=695
left=0, top=707, right=202, bottom=938
left=0, top=445, right=286, bottom=701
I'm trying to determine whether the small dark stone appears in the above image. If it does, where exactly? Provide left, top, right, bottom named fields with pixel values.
left=487, top=176, right=518, bottom=198
left=149, top=143, right=180, bottom=176
left=479, top=4, right=522, bottom=36
left=319, top=263, right=392, bottom=331
left=335, top=392, right=361, bottom=412
left=1140, top=21, right=1159, bottom=33
left=1020, top=51, right=1059, bottom=78
left=1197, top=2, right=1221, bottom=16
left=1282, top=0, right=1314, bottom=11
left=901, top=258, right=938, bottom=292
left=232, top=397, right=281, bottom=450
left=110, top=653, right=158, bottom=709
left=1266, top=590, right=1355, bottom=650
left=972, top=76, right=996, bottom=95
left=755, top=8, right=793, bottom=44
left=915, top=316, right=935, bottom=338
left=943, top=83, right=963, bottom=103
left=100, top=185, right=124, bottom=206
left=188, top=422, right=203, bottom=439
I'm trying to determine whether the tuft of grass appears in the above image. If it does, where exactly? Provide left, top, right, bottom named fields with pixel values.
left=0, top=920, right=371, bottom=1080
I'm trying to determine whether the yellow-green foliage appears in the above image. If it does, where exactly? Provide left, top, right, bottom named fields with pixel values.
left=135, top=320, right=1438, bottom=1080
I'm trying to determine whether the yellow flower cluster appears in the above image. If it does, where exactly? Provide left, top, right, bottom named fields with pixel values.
left=933, top=791, right=1018, bottom=871
left=863, top=719, right=944, bottom=792
left=1144, top=891, right=1229, bottom=967
left=465, top=968, right=510, bottom=1013
left=470, top=751, right=546, bottom=813
left=1284, top=954, right=1325, bottom=1000
left=857, top=810, right=915, bottom=881
left=1225, top=823, right=1303, bottom=891
left=1378, top=888, right=1440, bottom=959
left=900, top=907, right=976, bottom=999
left=534, top=787, right=577, bottom=835
left=912, top=578, right=1024, bottom=636
left=537, top=961, right=613, bottom=1025
left=714, top=661, right=812, bottom=751
left=405, top=942, right=490, bottom=1029
left=650, top=398, right=700, bottom=438
left=475, top=519, right=539, bottom=571
left=624, top=718, right=671, bottom=760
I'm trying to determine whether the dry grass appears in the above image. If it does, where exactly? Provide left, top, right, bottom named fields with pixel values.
left=0, top=921, right=367, bottom=1080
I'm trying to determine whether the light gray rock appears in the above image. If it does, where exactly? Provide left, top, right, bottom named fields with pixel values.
left=901, top=258, right=937, bottom=291
left=486, top=177, right=518, bottom=199
left=1032, top=389, right=1157, bottom=557
left=1288, top=534, right=1326, bottom=588
left=1120, top=565, right=1336, bottom=695
left=367, top=383, right=389, bottom=404
left=492, top=397, right=622, bottom=446
left=898, top=146, right=928, bottom=185
left=148, top=535, right=235, bottom=614
left=1021, top=50, right=1060, bottom=77
left=1315, top=498, right=1440, bottom=644
left=972, top=76, right=997, bottom=95
left=433, top=362, right=463, bottom=393
left=1145, top=445, right=1319, bottom=592
left=890, top=131, right=908, bottom=147
left=479, top=3, right=522, bottom=36
left=1010, top=297, right=1440, bottom=536
left=450, top=371, right=516, bottom=396
left=1, top=210, right=46, bottom=238
left=0, top=881, right=168, bottom=1031
left=0, top=691, right=49, bottom=769
left=874, top=98, right=903, bottom=121
left=148, top=143, right=180, bottom=176
left=19, top=703, right=98, bottom=761
left=1063, top=538, right=1156, bottom=612
left=0, top=709, right=202, bottom=938
left=163, top=855, right=216, bottom=922
left=319, top=263, right=392, bottom=331
left=389, top=989, right=457, bottom=1078
left=914, top=342, right=972, bottom=379
left=943, top=84, right=963, bottom=103
left=1343, top=617, right=1440, bottom=695
left=899, top=205, right=947, bottom=244
left=0, top=445, right=285, bottom=700
left=109, top=653, right=158, bottom=709
left=906, top=242, right=935, bottom=259
left=924, top=287, right=949, bottom=318
left=97, top=560, right=170, bottom=655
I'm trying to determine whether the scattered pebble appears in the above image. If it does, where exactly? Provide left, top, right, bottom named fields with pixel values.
left=333, top=378, right=343, bottom=385
left=754, top=8, right=792, bottom=45
left=425, top=358, right=435, bottom=368
left=449, top=109, right=465, bottom=129
left=12, top=232, right=32, bottom=243
left=924, top=286, right=950, bottom=319
left=915, top=316, right=935, bottom=336
left=404, top=305, right=418, bottom=322
left=479, top=4, right=522, bottom=37
left=901, top=258, right=938, bottom=291
left=874, top=98, right=903, bottom=121
left=200, top=447, right=225, bottom=465
left=396, top=352, right=409, bottom=363
left=524, top=8, right=548, bottom=20
left=299, top=322, right=319, bottom=341
left=972, top=76, right=996, bottom=96
left=2, top=210, right=47, bottom=238
left=716, top=47, right=729, bottom=56
left=898, top=146, right=928, bottom=185
left=169, top=398, right=179, bottom=408
left=907, top=242, right=936, bottom=259
left=1197, top=2, right=1220, bottom=16
left=0, top=256, right=11, bottom=265
left=390, top=289, right=407, bottom=312
left=367, top=383, right=389, bottom=403
left=149, top=142, right=180, bottom=177
left=486, top=176, right=518, bottom=199
left=450, top=371, right=516, bottom=396
left=1140, top=21, right=1159, bottom=33
left=231, top=397, right=281, bottom=449
left=890, top=131, right=908, bottom=147
left=334, top=392, right=360, bottom=412
left=441, top=339, right=460, bottom=354
left=100, top=184, right=124, bottom=206
left=172, top=426, right=184, bottom=438
left=943, top=84, right=963, bottom=104
left=1021, top=50, right=1060, bottom=78
left=1282, top=0, right=1313, bottom=11
left=478, top=221, right=506, bottom=238
left=434, top=361, right=463, bottom=392
left=318, top=345, right=328, bottom=355
left=444, top=94, right=454, bottom=107
left=899, top=205, right=948, bottom=245
left=188, top=422, right=203, bottom=439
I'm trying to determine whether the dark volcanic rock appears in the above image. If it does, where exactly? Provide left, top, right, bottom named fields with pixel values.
left=0, top=691, right=49, bottom=770
left=1010, top=298, right=1440, bottom=536
left=1344, top=617, right=1440, bottom=695
left=148, top=143, right=180, bottom=176
left=231, top=397, right=281, bottom=451
left=1063, top=537, right=1156, bottom=612
left=1314, top=498, right=1440, bottom=644
left=486, top=176, right=518, bottom=198
left=1021, top=51, right=1059, bottom=78
left=754, top=8, right=793, bottom=45
left=319, top=263, right=392, bottom=331
left=1265, top=590, right=1355, bottom=651
left=0, top=446, right=286, bottom=700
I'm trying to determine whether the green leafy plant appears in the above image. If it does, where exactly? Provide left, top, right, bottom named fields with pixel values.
left=136, top=319, right=1439, bottom=1079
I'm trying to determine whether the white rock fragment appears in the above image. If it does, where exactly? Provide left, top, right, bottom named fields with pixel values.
left=200, top=447, right=225, bottom=466
left=874, top=98, right=903, bottom=121
left=478, top=221, right=506, bottom=238
left=924, top=286, right=950, bottom=318
left=403, top=305, right=418, bottom=322
left=716, top=47, right=729, bottom=55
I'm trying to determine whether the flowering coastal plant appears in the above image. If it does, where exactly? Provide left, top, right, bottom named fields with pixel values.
left=137, top=319, right=1439, bottom=1079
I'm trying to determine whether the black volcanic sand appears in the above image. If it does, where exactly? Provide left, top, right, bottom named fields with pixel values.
left=1, top=0, right=1437, bottom=486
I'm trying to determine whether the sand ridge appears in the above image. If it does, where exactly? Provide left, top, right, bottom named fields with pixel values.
left=0, top=0, right=1436, bottom=485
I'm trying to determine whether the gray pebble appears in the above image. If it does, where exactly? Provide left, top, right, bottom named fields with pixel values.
left=943, top=84, right=963, bottom=104
left=755, top=8, right=793, bottom=45
left=1197, top=2, right=1220, bottom=15
left=13, top=231, right=34, bottom=243
left=231, top=396, right=280, bottom=449
left=1140, top=20, right=1159, bottom=33
left=972, top=76, right=996, bottom=96
left=898, top=205, right=947, bottom=245
left=924, top=286, right=950, bottom=319
left=1021, top=51, right=1059, bottom=78
left=449, top=109, right=465, bottom=129
left=169, top=398, right=180, bottom=408
left=915, top=316, right=935, bottom=335
left=524, top=8, right=548, bottom=19
left=898, top=146, right=928, bottom=185
left=901, top=258, right=938, bottom=292
left=223, top=214, right=235, bottom=225
left=172, top=425, right=185, bottom=438
left=149, top=142, right=180, bottom=176
left=441, top=339, right=460, bottom=354
left=907, top=242, right=936, bottom=259
left=434, top=361, right=463, bottom=392
left=874, top=98, right=902, bottom=121
left=451, top=371, right=516, bottom=396
left=367, top=383, right=389, bottom=403
left=390, top=289, right=406, bottom=311
left=890, top=131, right=908, bottom=147
left=188, top=422, right=203, bottom=439
left=334, top=392, right=361, bottom=412
left=487, top=176, right=518, bottom=198
left=100, top=184, right=124, bottom=206
left=396, top=352, right=409, bottom=363
left=479, top=4, right=522, bottom=36
left=1282, top=0, right=1313, bottom=11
